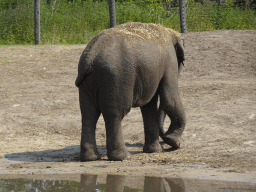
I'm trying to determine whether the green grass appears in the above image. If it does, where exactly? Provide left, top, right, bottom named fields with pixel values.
left=187, top=0, right=256, bottom=31
left=0, top=0, right=255, bottom=45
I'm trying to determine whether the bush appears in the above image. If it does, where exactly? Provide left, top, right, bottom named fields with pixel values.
left=0, top=0, right=34, bottom=44
left=0, top=0, right=255, bottom=44
left=40, top=0, right=110, bottom=44
left=187, top=0, right=256, bottom=31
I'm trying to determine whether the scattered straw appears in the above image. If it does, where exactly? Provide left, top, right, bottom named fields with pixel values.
left=97, top=22, right=181, bottom=45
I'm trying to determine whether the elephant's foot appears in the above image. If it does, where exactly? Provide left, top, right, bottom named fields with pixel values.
left=80, top=146, right=101, bottom=161
left=143, top=141, right=163, bottom=153
left=107, top=148, right=131, bottom=161
left=162, top=134, right=180, bottom=148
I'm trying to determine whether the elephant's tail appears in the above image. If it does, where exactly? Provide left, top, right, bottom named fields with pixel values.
left=174, top=39, right=185, bottom=74
left=75, top=55, right=93, bottom=87
left=75, top=34, right=104, bottom=87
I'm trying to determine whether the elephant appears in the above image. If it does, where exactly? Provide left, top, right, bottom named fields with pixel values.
left=75, top=22, right=186, bottom=161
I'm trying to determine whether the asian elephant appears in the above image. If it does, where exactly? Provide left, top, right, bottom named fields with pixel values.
left=75, top=22, right=186, bottom=161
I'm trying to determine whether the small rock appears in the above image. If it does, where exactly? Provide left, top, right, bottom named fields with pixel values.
left=248, top=113, right=255, bottom=120
left=243, top=140, right=255, bottom=145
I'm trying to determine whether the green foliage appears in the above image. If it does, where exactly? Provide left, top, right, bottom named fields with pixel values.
left=187, top=0, right=256, bottom=31
left=40, top=0, right=109, bottom=44
left=0, top=0, right=255, bottom=45
left=116, top=1, right=180, bottom=30
left=211, top=1, right=256, bottom=30
left=0, top=0, right=34, bottom=44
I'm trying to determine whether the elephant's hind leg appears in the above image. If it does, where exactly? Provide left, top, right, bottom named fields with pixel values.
left=101, top=109, right=131, bottom=161
left=79, top=84, right=101, bottom=161
left=141, top=94, right=163, bottom=153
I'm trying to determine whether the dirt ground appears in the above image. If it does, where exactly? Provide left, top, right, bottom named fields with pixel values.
left=0, top=30, right=255, bottom=182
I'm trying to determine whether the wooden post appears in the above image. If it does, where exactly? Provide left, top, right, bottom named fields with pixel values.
left=34, top=0, right=40, bottom=44
left=179, top=0, right=187, bottom=33
left=108, top=0, right=116, bottom=28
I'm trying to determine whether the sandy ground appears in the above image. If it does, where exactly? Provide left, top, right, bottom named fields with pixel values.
left=0, top=30, right=255, bottom=182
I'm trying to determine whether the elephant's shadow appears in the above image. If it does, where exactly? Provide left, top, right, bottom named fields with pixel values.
left=4, top=145, right=81, bottom=162
left=4, top=142, right=176, bottom=162
left=125, top=142, right=178, bottom=155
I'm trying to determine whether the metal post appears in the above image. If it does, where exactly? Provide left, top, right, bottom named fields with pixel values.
left=179, top=0, right=187, bottom=33
left=34, top=0, right=40, bottom=44
left=108, top=0, right=116, bottom=28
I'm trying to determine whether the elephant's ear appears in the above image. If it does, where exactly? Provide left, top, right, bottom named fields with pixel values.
left=174, top=38, right=185, bottom=74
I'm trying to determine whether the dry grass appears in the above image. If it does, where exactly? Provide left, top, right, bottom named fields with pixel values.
left=99, top=22, right=181, bottom=45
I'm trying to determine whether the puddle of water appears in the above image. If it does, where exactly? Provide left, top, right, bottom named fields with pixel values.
left=0, top=174, right=256, bottom=192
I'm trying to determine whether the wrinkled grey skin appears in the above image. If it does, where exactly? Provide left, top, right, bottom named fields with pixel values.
left=158, top=39, right=186, bottom=146
left=75, top=28, right=186, bottom=161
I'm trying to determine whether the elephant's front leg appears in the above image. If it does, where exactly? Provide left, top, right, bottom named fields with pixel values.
left=158, top=106, right=167, bottom=138
left=141, top=94, right=163, bottom=153
left=159, top=71, right=186, bottom=148
left=79, top=85, right=101, bottom=161
left=159, top=94, right=186, bottom=148
left=161, top=95, right=186, bottom=148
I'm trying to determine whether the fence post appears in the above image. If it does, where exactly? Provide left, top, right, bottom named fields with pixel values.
left=108, top=0, right=116, bottom=28
left=34, top=0, right=40, bottom=44
left=179, top=0, right=187, bottom=33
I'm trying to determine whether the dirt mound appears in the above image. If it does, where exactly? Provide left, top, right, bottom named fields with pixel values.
left=0, top=30, right=255, bottom=180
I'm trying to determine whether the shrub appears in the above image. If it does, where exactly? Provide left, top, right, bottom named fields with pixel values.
left=0, top=0, right=255, bottom=44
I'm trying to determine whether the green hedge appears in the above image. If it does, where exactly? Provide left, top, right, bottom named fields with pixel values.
left=0, top=0, right=255, bottom=44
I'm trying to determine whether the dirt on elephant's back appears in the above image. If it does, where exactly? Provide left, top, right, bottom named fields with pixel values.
left=0, top=30, right=255, bottom=179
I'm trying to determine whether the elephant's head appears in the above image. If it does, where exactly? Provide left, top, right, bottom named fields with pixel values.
left=174, top=38, right=185, bottom=74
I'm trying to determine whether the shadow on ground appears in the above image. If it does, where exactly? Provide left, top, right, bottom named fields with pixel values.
left=4, top=145, right=81, bottom=162
left=4, top=142, right=154, bottom=162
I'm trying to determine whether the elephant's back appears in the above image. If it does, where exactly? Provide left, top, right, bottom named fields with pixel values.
left=99, top=22, right=180, bottom=45
left=76, top=22, right=180, bottom=87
